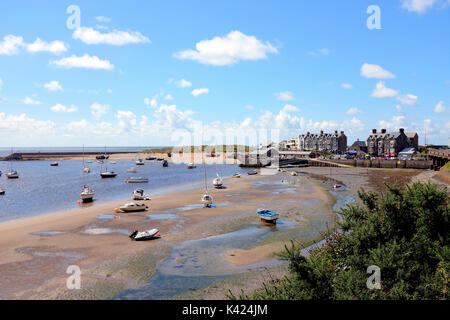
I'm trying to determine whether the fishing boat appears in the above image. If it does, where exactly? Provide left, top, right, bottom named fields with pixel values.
left=127, top=167, right=137, bottom=173
left=126, top=177, right=149, bottom=183
left=50, top=162, right=59, bottom=166
left=256, top=209, right=280, bottom=224
left=133, top=188, right=150, bottom=200
left=213, top=175, right=223, bottom=188
left=247, top=170, right=258, bottom=175
left=80, top=185, right=94, bottom=202
left=129, top=228, right=160, bottom=241
left=116, top=202, right=148, bottom=212
left=135, top=159, right=145, bottom=165
left=232, top=173, right=241, bottom=178
left=162, top=160, right=168, bottom=167
left=187, top=163, right=196, bottom=169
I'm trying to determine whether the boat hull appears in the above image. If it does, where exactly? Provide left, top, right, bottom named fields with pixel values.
left=100, top=173, right=117, bottom=178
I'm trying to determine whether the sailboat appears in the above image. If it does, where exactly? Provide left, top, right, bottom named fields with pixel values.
left=213, top=174, right=223, bottom=188
left=82, top=145, right=90, bottom=173
left=201, top=142, right=213, bottom=207
left=6, top=147, right=19, bottom=179
left=100, top=147, right=117, bottom=178
left=80, top=185, right=94, bottom=202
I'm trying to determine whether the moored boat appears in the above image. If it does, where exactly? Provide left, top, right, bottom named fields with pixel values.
left=127, top=167, right=137, bottom=173
left=256, top=209, right=280, bottom=224
left=187, top=163, right=196, bottom=169
left=129, top=228, right=160, bottom=241
left=135, top=159, right=145, bottom=165
left=0, top=189, right=5, bottom=195
left=127, top=177, right=149, bottom=183
left=6, top=170, right=19, bottom=179
left=100, top=171, right=117, bottom=178
left=213, top=175, right=223, bottom=188
left=116, top=202, right=148, bottom=212
left=247, top=170, right=258, bottom=175
left=202, top=193, right=213, bottom=207
left=290, top=171, right=298, bottom=176
left=80, top=185, right=94, bottom=202
left=232, top=173, right=241, bottom=178
left=133, top=188, right=150, bottom=200
left=50, top=162, right=59, bottom=166
left=162, top=160, right=168, bottom=167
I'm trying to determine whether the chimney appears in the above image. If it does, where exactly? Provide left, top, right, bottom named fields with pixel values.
left=381, top=129, right=386, bottom=134
left=399, top=128, right=404, bottom=134
left=372, top=129, right=377, bottom=134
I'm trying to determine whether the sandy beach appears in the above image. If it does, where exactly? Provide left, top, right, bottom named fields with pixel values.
left=0, top=164, right=446, bottom=300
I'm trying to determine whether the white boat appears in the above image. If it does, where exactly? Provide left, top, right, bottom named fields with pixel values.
left=133, top=188, right=150, bottom=200
left=290, top=171, right=298, bottom=176
left=100, top=171, right=117, bottom=178
left=135, top=159, right=145, bottom=165
left=116, top=202, right=148, bottom=212
left=80, top=185, right=94, bottom=202
left=202, top=193, right=213, bottom=207
left=129, top=228, right=160, bottom=241
left=127, top=177, right=149, bottom=183
left=232, top=173, right=241, bottom=178
left=187, top=163, right=196, bottom=169
left=127, top=167, right=137, bottom=173
left=213, top=175, right=223, bottom=188
left=83, top=167, right=90, bottom=173
left=6, top=170, right=19, bottom=179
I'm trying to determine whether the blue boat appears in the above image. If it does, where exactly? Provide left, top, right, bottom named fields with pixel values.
left=256, top=209, right=280, bottom=224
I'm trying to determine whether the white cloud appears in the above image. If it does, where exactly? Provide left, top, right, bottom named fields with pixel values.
left=282, top=104, right=299, bottom=112
left=26, top=38, right=67, bottom=54
left=276, top=91, right=294, bottom=101
left=361, top=63, right=395, bottom=79
left=434, top=100, right=446, bottom=113
left=0, top=35, right=67, bottom=55
left=23, top=96, right=43, bottom=105
left=44, top=80, right=63, bottom=91
left=0, top=35, right=24, bottom=55
left=341, top=83, right=353, bottom=89
left=0, top=112, right=56, bottom=135
left=173, top=30, right=278, bottom=66
left=379, top=115, right=405, bottom=130
left=90, top=102, right=109, bottom=119
left=96, top=16, right=112, bottom=23
left=308, top=48, right=332, bottom=56
left=401, top=0, right=438, bottom=13
left=192, top=88, right=209, bottom=97
left=144, top=95, right=158, bottom=108
left=177, top=79, right=192, bottom=88
left=244, top=104, right=254, bottom=110
left=51, top=103, right=77, bottom=113
left=396, top=105, right=403, bottom=112
left=50, top=54, right=114, bottom=70
left=346, top=107, right=362, bottom=115
left=165, top=94, right=174, bottom=100
left=371, top=81, right=399, bottom=98
left=117, top=110, right=137, bottom=132
left=72, top=27, right=150, bottom=45
left=107, top=89, right=113, bottom=94
left=397, top=93, right=418, bottom=106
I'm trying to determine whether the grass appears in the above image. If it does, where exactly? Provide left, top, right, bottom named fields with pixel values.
left=441, top=161, right=450, bottom=172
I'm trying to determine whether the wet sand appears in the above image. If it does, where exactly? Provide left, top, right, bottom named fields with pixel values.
left=0, top=168, right=335, bottom=299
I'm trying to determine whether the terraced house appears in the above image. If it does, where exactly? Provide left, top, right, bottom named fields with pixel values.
left=298, top=130, right=347, bottom=154
left=366, top=128, right=414, bottom=157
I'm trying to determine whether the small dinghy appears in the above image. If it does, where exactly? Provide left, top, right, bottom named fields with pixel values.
left=135, top=159, right=145, bottom=165
left=129, top=228, right=160, bottom=241
left=133, top=188, right=150, bottom=200
left=83, top=167, right=90, bottom=173
left=247, top=170, right=257, bottom=175
left=256, top=209, right=280, bottom=225
left=100, top=171, right=117, bottom=178
left=0, top=189, right=5, bottom=195
left=162, top=160, right=168, bottom=167
left=187, top=163, right=196, bottom=169
left=290, top=171, right=298, bottom=176
left=6, top=170, right=19, bottom=179
left=213, top=175, right=223, bottom=188
left=333, top=184, right=342, bottom=189
left=232, top=173, right=241, bottom=178
left=202, top=193, right=214, bottom=207
left=127, top=177, right=149, bottom=183
left=116, top=202, right=148, bottom=213
left=50, top=162, right=59, bottom=166
left=80, top=185, right=94, bottom=202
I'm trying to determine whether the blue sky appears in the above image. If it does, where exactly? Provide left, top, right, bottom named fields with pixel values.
left=0, top=0, right=449, bottom=147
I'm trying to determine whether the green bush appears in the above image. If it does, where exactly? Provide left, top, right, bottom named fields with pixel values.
left=232, top=182, right=449, bottom=300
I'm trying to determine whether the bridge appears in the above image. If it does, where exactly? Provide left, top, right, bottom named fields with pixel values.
left=428, top=148, right=450, bottom=170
